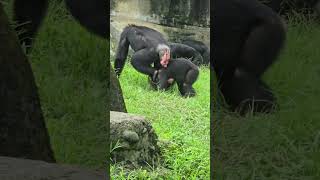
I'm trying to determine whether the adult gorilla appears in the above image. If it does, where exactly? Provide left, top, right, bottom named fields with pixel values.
left=213, top=0, right=286, bottom=114
left=13, top=0, right=107, bottom=51
left=114, top=25, right=203, bottom=80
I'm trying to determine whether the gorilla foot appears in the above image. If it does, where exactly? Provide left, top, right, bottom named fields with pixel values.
left=180, top=85, right=196, bottom=97
left=221, top=70, right=278, bottom=115
left=230, top=81, right=278, bottom=115
left=234, top=97, right=279, bottom=116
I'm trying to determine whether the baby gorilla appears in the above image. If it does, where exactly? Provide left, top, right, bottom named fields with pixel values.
left=153, top=58, right=199, bottom=97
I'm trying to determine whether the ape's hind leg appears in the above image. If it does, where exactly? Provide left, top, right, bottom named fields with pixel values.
left=13, top=0, right=48, bottom=51
left=178, top=83, right=196, bottom=97
left=221, top=69, right=278, bottom=115
left=240, top=18, right=286, bottom=78
left=226, top=17, right=285, bottom=114
left=178, top=69, right=199, bottom=97
left=185, top=68, right=199, bottom=85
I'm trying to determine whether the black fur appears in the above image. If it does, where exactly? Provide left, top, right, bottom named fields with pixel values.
left=155, top=58, right=199, bottom=97
left=13, top=0, right=107, bottom=51
left=169, top=42, right=205, bottom=66
left=181, top=39, right=210, bottom=65
left=114, top=25, right=167, bottom=77
left=114, top=25, right=204, bottom=78
left=213, top=0, right=286, bottom=114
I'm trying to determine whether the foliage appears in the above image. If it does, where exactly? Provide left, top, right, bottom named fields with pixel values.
left=214, top=18, right=320, bottom=179
left=111, top=64, right=210, bottom=179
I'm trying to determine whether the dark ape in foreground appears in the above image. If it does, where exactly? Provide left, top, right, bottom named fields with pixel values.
left=213, top=0, right=286, bottom=114
left=154, top=58, right=199, bottom=97
left=13, top=0, right=107, bottom=50
left=114, top=25, right=203, bottom=79
left=181, top=40, right=210, bottom=65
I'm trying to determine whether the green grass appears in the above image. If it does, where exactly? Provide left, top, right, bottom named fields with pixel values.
left=111, top=64, right=210, bottom=179
left=214, top=19, right=320, bottom=179
left=5, top=0, right=319, bottom=178
left=5, top=2, right=108, bottom=169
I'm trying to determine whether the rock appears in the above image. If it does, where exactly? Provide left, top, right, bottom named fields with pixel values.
left=110, top=111, right=161, bottom=169
left=123, top=130, right=140, bottom=143
left=110, top=65, right=127, bottom=112
left=0, top=156, right=105, bottom=180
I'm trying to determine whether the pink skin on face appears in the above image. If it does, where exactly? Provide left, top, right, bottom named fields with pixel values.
left=160, top=49, right=170, bottom=68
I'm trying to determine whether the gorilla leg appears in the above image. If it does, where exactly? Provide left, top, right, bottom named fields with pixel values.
left=239, top=20, right=286, bottom=78
left=213, top=0, right=286, bottom=115
left=221, top=69, right=277, bottom=115
left=227, top=17, right=285, bottom=114
left=178, top=83, right=196, bottom=97
left=131, top=48, right=158, bottom=77
left=13, top=0, right=48, bottom=50
left=178, top=68, right=199, bottom=97
left=65, top=0, right=107, bottom=38
left=185, top=68, right=199, bottom=85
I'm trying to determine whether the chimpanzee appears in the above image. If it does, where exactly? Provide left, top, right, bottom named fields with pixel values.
left=153, top=58, right=199, bottom=97
left=181, top=39, right=210, bottom=65
left=213, top=0, right=286, bottom=114
left=114, top=25, right=203, bottom=81
left=13, top=0, right=107, bottom=51
left=168, top=42, right=204, bottom=66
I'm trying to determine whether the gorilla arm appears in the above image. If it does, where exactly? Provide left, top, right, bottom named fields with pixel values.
left=65, top=0, right=108, bottom=38
left=114, top=28, right=130, bottom=77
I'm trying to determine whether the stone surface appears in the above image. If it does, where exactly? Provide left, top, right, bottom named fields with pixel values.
left=111, top=0, right=210, bottom=27
left=110, top=111, right=161, bottom=168
left=110, top=64, right=127, bottom=112
left=0, top=3, right=55, bottom=162
left=0, top=156, right=105, bottom=180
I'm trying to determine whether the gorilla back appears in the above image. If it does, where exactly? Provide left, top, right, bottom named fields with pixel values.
left=213, top=0, right=286, bottom=114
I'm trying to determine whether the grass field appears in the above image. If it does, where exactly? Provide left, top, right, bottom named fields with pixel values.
left=110, top=64, right=210, bottom=179
left=4, top=1, right=320, bottom=179
left=4, top=2, right=108, bottom=169
left=214, top=19, right=320, bottom=179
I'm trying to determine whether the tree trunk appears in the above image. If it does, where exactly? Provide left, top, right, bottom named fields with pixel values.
left=0, top=3, right=55, bottom=162
left=110, top=64, right=127, bottom=112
